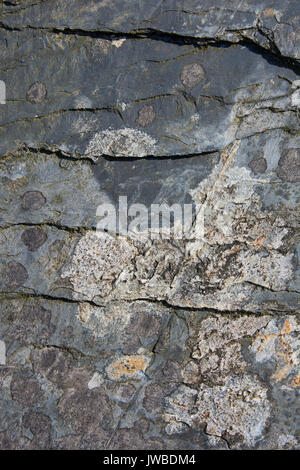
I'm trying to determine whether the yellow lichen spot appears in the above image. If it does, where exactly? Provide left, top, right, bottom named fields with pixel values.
left=106, top=355, right=151, bottom=380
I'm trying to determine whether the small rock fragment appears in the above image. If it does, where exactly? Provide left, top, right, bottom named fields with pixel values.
left=87, top=372, right=104, bottom=390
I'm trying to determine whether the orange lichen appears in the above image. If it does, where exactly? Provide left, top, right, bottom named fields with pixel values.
left=281, top=319, right=292, bottom=335
left=107, top=355, right=151, bottom=380
left=272, top=364, right=291, bottom=382
left=253, top=317, right=298, bottom=387
left=263, top=8, right=275, bottom=17
left=251, top=235, right=266, bottom=248
left=292, top=375, right=300, bottom=387
left=271, top=318, right=298, bottom=384
left=255, top=333, right=277, bottom=344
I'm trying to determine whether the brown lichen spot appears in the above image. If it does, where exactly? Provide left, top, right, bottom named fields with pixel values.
left=121, top=334, right=141, bottom=355
left=276, top=148, right=300, bottom=182
left=58, top=388, right=111, bottom=434
left=11, top=370, right=44, bottom=405
left=110, top=425, right=163, bottom=450
left=61, top=325, right=73, bottom=338
left=249, top=156, right=267, bottom=174
left=106, top=355, right=151, bottom=381
left=263, top=8, right=275, bottom=17
left=182, top=361, right=199, bottom=384
left=136, top=104, right=156, bottom=127
left=21, top=191, right=46, bottom=210
left=162, top=360, right=182, bottom=382
left=21, top=227, right=47, bottom=251
left=6, top=303, right=55, bottom=343
left=26, top=82, right=47, bottom=103
left=0, top=423, right=28, bottom=450
left=21, top=304, right=53, bottom=333
left=143, top=382, right=165, bottom=415
left=118, top=383, right=136, bottom=401
left=125, top=311, right=162, bottom=343
left=22, top=412, right=52, bottom=449
left=62, top=366, right=92, bottom=390
left=180, top=62, right=205, bottom=88
left=31, top=348, right=69, bottom=385
left=4, top=262, right=28, bottom=287
left=59, top=428, right=110, bottom=450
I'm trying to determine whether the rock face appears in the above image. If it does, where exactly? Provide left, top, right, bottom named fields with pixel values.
left=0, top=1, right=299, bottom=450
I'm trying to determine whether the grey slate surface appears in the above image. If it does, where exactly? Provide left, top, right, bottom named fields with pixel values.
left=0, top=0, right=299, bottom=450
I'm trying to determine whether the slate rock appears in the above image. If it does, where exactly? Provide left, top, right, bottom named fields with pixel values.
left=0, top=1, right=299, bottom=451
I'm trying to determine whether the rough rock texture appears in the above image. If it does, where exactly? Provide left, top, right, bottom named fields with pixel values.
left=0, top=1, right=299, bottom=450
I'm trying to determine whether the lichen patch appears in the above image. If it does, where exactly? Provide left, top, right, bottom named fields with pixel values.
left=62, top=231, right=137, bottom=300
left=77, top=302, right=132, bottom=338
left=106, top=355, right=151, bottom=381
left=251, top=316, right=300, bottom=387
left=164, top=375, right=271, bottom=448
left=85, top=128, right=157, bottom=158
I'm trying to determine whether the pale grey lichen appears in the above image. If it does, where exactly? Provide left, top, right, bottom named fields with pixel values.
left=85, top=128, right=157, bottom=158
left=192, top=315, right=271, bottom=360
left=77, top=302, right=133, bottom=337
left=182, top=315, right=271, bottom=385
left=164, top=375, right=271, bottom=447
left=62, top=231, right=137, bottom=300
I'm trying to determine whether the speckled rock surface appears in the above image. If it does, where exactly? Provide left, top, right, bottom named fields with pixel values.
left=0, top=1, right=299, bottom=450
